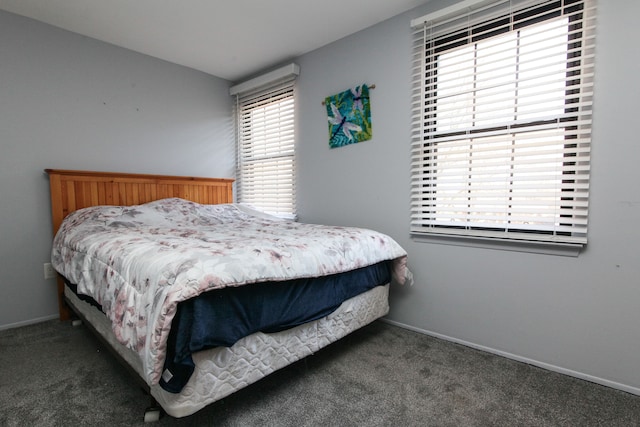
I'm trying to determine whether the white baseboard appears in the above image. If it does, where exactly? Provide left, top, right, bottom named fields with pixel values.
left=0, top=314, right=59, bottom=331
left=380, top=318, right=640, bottom=397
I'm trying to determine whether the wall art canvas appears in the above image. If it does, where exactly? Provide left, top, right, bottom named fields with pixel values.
left=325, top=84, right=372, bottom=149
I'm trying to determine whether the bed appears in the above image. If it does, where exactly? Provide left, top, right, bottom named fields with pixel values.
left=46, top=169, right=409, bottom=421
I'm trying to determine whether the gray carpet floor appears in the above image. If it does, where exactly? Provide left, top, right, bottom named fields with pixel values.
left=1, top=319, right=639, bottom=426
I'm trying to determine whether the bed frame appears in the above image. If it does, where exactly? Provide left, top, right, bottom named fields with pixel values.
left=45, top=169, right=391, bottom=420
left=45, top=169, right=234, bottom=320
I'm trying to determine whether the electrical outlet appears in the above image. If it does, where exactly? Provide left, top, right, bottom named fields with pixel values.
left=43, top=263, right=57, bottom=280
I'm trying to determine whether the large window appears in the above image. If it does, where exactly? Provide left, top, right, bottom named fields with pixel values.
left=410, top=0, right=596, bottom=249
left=232, top=65, right=298, bottom=218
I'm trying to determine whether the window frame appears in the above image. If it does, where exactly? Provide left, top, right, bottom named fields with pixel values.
left=409, top=0, right=596, bottom=255
left=232, top=66, right=298, bottom=219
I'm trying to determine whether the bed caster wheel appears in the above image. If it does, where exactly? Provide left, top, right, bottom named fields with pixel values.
left=144, top=407, right=162, bottom=423
left=71, top=319, right=83, bottom=327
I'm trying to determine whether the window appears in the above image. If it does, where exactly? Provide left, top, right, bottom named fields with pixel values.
left=231, top=65, right=298, bottom=218
left=410, top=0, right=596, bottom=249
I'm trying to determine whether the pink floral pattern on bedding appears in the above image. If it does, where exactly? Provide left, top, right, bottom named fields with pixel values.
left=51, top=198, right=408, bottom=385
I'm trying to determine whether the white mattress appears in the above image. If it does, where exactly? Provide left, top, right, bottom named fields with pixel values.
left=64, top=283, right=390, bottom=418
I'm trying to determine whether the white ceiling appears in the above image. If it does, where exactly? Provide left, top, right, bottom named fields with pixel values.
left=0, top=0, right=427, bottom=82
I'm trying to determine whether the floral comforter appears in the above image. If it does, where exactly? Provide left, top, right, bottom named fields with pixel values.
left=52, top=198, right=408, bottom=386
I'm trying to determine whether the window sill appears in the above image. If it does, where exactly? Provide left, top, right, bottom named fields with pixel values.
left=411, top=233, right=583, bottom=257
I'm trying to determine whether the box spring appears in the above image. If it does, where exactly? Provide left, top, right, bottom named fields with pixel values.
left=64, top=283, right=390, bottom=418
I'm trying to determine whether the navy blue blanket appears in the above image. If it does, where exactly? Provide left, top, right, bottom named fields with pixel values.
left=159, top=261, right=391, bottom=393
left=65, top=261, right=391, bottom=393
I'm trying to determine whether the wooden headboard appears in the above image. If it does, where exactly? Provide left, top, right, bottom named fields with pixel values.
left=45, top=169, right=235, bottom=319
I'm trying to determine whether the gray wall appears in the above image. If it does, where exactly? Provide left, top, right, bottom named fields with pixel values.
left=2, top=0, right=639, bottom=398
left=296, top=0, right=640, bottom=395
left=0, top=10, right=235, bottom=328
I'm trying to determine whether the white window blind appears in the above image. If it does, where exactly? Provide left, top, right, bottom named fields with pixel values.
left=234, top=73, right=297, bottom=218
left=410, top=0, right=596, bottom=246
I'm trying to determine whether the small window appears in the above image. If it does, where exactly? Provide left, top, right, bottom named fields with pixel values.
left=410, top=0, right=597, bottom=248
left=232, top=66, right=298, bottom=218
